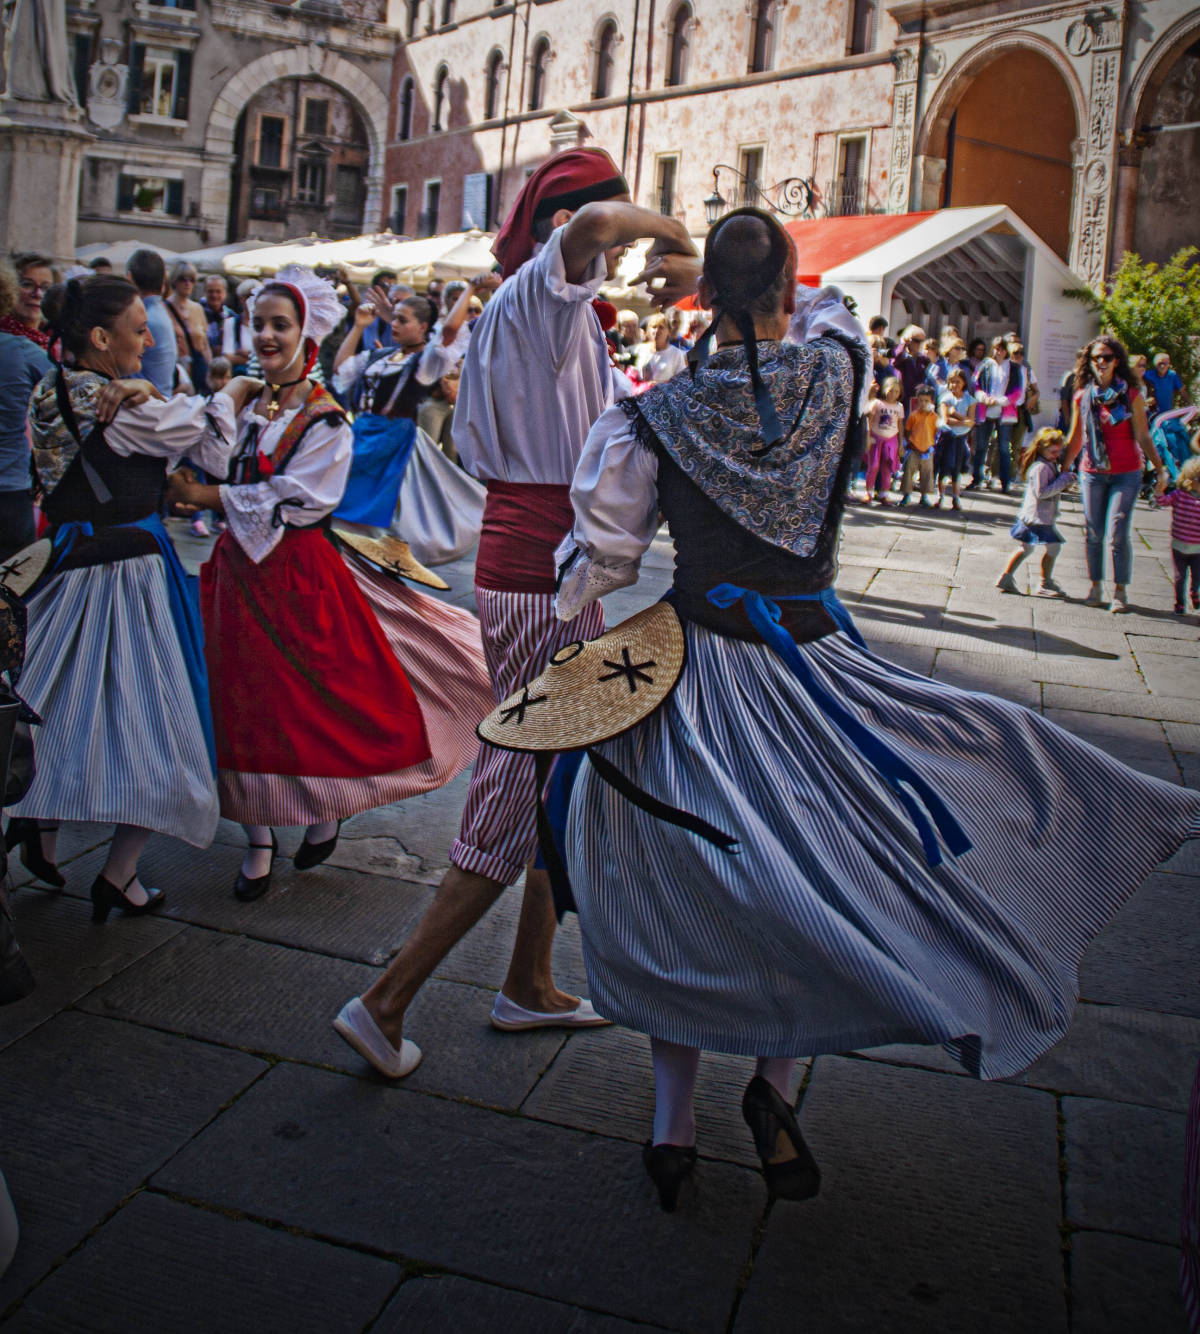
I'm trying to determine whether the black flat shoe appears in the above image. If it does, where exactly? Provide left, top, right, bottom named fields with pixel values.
left=90, top=873, right=166, bottom=925
left=642, top=1141, right=697, bottom=1213
left=741, top=1075, right=820, bottom=1202
left=292, top=821, right=342, bottom=871
left=234, top=831, right=278, bottom=902
left=5, top=818, right=64, bottom=890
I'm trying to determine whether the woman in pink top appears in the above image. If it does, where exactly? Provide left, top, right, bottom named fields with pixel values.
left=1064, top=336, right=1168, bottom=613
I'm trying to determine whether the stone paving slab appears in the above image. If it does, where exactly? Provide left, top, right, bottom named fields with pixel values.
left=0, top=892, right=183, bottom=1053
left=1081, top=872, right=1200, bottom=1016
left=1042, top=683, right=1200, bottom=725
left=3, top=1192, right=401, bottom=1333
left=522, top=1025, right=788, bottom=1168
left=735, top=1057, right=1066, bottom=1333
left=1069, top=1232, right=1186, bottom=1334
left=1062, top=1097, right=1186, bottom=1245
left=373, top=1275, right=670, bottom=1333
left=860, top=1002, right=1200, bottom=1113
left=1137, top=649, right=1199, bottom=699
left=927, top=658, right=1043, bottom=709
left=1166, top=721, right=1200, bottom=753
left=51, top=836, right=438, bottom=967
left=1129, top=632, right=1200, bottom=658
left=152, top=1063, right=762, bottom=1333
left=931, top=646, right=1144, bottom=691
left=0, top=1012, right=265, bottom=1312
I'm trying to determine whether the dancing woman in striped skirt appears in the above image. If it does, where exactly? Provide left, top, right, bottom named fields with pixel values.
left=553, top=210, right=1200, bottom=1211
left=168, top=267, right=492, bottom=904
left=6, top=276, right=258, bottom=921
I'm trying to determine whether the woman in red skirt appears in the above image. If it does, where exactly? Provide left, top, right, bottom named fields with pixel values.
left=172, top=266, right=492, bottom=900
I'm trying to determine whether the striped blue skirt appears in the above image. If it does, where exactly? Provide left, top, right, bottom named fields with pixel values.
left=9, top=553, right=219, bottom=847
left=565, top=625, right=1200, bottom=1079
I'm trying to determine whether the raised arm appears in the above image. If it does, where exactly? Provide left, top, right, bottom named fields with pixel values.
left=560, top=201, right=699, bottom=296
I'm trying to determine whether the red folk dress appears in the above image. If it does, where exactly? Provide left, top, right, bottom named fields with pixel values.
left=200, top=384, right=492, bottom=825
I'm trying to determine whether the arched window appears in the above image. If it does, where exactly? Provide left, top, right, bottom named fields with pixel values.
left=397, top=75, right=414, bottom=141
left=432, top=65, right=449, bottom=131
left=666, top=3, right=692, bottom=87
left=484, top=48, right=504, bottom=120
left=749, top=0, right=776, bottom=73
left=593, top=19, right=617, bottom=100
left=529, top=36, right=550, bottom=111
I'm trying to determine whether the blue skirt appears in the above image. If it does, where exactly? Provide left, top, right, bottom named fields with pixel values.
left=565, top=624, right=1200, bottom=1078
left=1010, top=520, right=1064, bottom=544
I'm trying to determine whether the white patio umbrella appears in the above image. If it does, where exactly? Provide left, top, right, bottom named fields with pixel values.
left=337, top=231, right=497, bottom=285
left=176, top=239, right=275, bottom=271
left=222, top=235, right=337, bottom=278
left=74, top=239, right=182, bottom=269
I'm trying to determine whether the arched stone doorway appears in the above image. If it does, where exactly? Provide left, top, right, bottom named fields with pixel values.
left=1129, top=35, right=1200, bottom=266
left=202, top=47, right=388, bottom=244
left=918, top=41, right=1081, bottom=262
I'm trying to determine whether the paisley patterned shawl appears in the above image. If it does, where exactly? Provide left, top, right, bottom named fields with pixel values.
left=626, top=337, right=856, bottom=556
left=28, top=368, right=107, bottom=496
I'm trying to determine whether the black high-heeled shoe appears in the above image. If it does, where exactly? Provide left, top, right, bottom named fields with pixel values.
left=234, top=831, right=278, bottom=902
left=741, top=1075, right=820, bottom=1201
left=292, top=820, right=342, bottom=871
left=90, top=872, right=165, bottom=925
left=642, top=1141, right=697, bottom=1213
left=5, top=818, right=64, bottom=890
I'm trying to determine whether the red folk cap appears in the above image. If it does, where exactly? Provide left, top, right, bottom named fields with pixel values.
left=492, top=148, right=628, bottom=279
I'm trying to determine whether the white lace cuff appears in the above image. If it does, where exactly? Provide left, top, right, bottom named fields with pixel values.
left=554, top=543, right=640, bottom=622
left=220, top=483, right=285, bottom=565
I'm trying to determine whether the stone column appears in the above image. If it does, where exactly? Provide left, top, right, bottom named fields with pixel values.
left=1069, top=12, right=1125, bottom=288
left=886, top=47, right=919, bottom=214
left=1108, top=137, right=1143, bottom=270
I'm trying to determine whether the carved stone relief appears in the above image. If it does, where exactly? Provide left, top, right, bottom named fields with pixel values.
left=887, top=47, right=918, bottom=213
left=1072, top=16, right=1123, bottom=287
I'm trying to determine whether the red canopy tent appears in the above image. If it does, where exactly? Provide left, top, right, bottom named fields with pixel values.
left=784, top=212, right=935, bottom=287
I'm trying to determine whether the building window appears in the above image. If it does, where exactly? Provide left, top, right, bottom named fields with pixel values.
left=739, top=145, right=763, bottom=206
left=484, top=48, right=503, bottom=120
left=432, top=65, right=448, bottom=131
left=391, top=184, right=408, bottom=234
left=397, top=76, right=414, bottom=140
left=406, top=0, right=421, bottom=39
left=461, top=171, right=492, bottom=229
left=148, top=0, right=197, bottom=8
left=419, top=179, right=441, bottom=237
left=128, top=44, right=191, bottom=120
left=333, top=165, right=365, bottom=225
left=302, top=98, right=328, bottom=137
left=830, top=135, right=866, bottom=215
left=593, top=19, right=617, bottom=100
left=440, top=0, right=454, bottom=25
left=257, top=114, right=286, bottom=168
left=666, top=2, right=691, bottom=87
left=655, top=154, right=678, bottom=215
left=72, top=33, right=92, bottom=110
left=249, top=185, right=284, bottom=220
left=749, top=1, right=776, bottom=74
left=117, top=173, right=183, bottom=216
left=529, top=37, right=550, bottom=111
left=295, top=157, right=327, bottom=206
left=848, top=0, right=874, bottom=55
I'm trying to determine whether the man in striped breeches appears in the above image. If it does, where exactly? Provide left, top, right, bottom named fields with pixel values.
left=334, top=149, right=701, bottom=1077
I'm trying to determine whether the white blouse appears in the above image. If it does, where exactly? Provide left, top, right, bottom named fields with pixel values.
left=105, top=390, right=238, bottom=477
left=332, top=322, right=470, bottom=402
left=554, top=402, right=660, bottom=623
left=214, top=403, right=353, bottom=565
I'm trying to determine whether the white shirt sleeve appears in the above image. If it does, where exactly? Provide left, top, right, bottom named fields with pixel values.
left=416, top=321, right=471, bottom=385
left=554, top=403, right=660, bottom=621
left=332, top=349, right=372, bottom=396
left=220, top=314, right=236, bottom=358
left=219, top=414, right=352, bottom=565
left=535, top=223, right=609, bottom=306
left=103, top=390, right=239, bottom=476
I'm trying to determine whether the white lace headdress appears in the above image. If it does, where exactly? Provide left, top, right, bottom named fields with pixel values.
left=248, top=265, right=344, bottom=344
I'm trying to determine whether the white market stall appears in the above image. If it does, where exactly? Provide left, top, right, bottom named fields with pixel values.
left=219, top=230, right=498, bottom=285
left=786, top=206, right=1097, bottom=416
left=74, top=239, right=182, bottom=269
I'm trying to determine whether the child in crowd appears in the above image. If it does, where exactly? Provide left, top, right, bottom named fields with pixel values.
left=900, top=384, right=937, bottom=507
left=206, top=356, right=232, bottom=394
left=996, top=428, right=1075, bottom=597
left=1156, top=455, right=1200, bottom=614
left=935, top=368, right=974, bottom=511
left=863, top=377, right=904, bottom=505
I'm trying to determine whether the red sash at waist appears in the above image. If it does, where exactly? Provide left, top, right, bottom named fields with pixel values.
left=474, top=481, right=574, bottom=594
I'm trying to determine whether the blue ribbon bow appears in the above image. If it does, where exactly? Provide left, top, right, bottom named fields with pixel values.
left=706, top=582, right=971, bottom=867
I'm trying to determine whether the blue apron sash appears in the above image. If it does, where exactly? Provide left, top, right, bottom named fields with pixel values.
left=705, top=582, right=971, bottom=867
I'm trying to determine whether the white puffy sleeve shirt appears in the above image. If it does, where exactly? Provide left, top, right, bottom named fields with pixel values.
left=554, top=402, right=659, bottom=621
left=218, top=404, right=353, bottom=565
left=103, top=389, right=239, bottom=477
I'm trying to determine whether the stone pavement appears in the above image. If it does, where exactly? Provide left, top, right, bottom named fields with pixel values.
left=1, top=489, right=1197, bottom=1333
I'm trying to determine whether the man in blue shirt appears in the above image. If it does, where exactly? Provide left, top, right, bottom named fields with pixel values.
left=126, top=250, right=177, bottom=396
left=1143, top=352, right=1188, bottom=415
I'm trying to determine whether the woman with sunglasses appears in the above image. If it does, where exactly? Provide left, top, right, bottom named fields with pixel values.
left=1064, top=336, right=1168, bottom=612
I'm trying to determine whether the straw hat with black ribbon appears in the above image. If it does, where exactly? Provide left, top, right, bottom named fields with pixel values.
left=331, top=525, right=449, bottom=591
left=0, top=539, right=52, bottom=601
left=478, top=602, right=737, bottom=922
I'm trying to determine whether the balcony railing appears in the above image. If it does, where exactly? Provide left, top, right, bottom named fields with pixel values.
left=825, top=177, right=867, bottom=218
left=416, top=209, right=439, bottom=238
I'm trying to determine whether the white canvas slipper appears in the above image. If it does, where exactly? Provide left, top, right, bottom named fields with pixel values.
left=489, top=992, right=612, bottom=1031
left=333, top=997, right=422, bottom=1078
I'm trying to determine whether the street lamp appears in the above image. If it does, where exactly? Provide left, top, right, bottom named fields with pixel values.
left=703, top=176, right=727, bottom=227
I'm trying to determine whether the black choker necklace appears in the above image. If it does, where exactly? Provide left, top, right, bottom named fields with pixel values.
left=265, top=374, right=308, bottom=416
